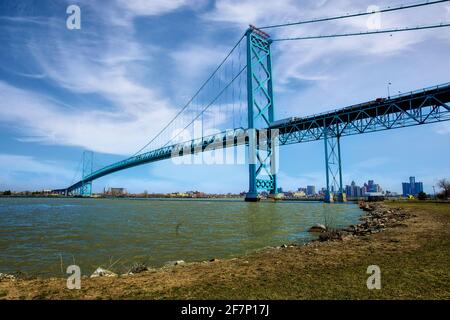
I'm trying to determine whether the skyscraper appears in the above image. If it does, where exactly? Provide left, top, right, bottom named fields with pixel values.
left=306, top=185, right=316, bottom=196
left=402, top=176, right=424, bottom=196
left=345, top=181, right=364, bottom=198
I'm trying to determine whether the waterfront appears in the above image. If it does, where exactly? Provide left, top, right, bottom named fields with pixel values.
left=1, top=202, right=449, bottom=300
left=0, top=198, right=362, bottom=277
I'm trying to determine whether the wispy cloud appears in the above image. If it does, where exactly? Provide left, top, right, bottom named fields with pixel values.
left=0, top=16, right=53, bottom=25
left=116, top=0, right=189, bottom=16
left=204, top=0, right=301, bottom=27
left=0, top=81, right=173, bottom=155
left=0, top=0, right=197, bottom=155
left=0, top=153, right=74, bottom=191
left=0, top=153, right=71, bottom=176
left=28, top=24, right=170, bottom=115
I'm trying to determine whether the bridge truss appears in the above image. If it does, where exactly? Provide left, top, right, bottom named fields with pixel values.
left=272, top=83, right=450, bottom=201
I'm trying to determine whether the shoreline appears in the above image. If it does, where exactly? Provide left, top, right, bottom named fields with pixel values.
left=1, top=201, right=449, bottom=299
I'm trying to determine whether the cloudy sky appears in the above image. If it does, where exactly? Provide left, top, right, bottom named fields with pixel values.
left=0, top=0, right=449, bottom=194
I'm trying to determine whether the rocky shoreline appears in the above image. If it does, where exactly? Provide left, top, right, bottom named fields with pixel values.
left=308, top=201, right=413, bottom=242
left=252, top=201, right=413, bottom=250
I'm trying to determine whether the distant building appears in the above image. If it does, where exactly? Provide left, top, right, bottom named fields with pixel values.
left=402, top=176, right=424, bottom=196
left=105, top=187, right=126, bottom=196
left=361, top=185, right=367, bottom=196
left=306, top=185, right=316, bottom=196
left=366, top=192, right=385, bottom=202
left=345, top=179, right=383, bottom=198
left=385, top=190, right=399, bottom=197
left=366, top=180, right=382, bottom=193
left=293, top=191, right=306, bottom=198
left=345, top=181, right=363, bottom=198
left=319, top=187, right=327, bottom=196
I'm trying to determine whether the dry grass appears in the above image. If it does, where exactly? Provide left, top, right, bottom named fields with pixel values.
left=0, top=202, right=449, bottom=300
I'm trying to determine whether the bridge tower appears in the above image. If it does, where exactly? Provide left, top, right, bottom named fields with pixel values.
left=245, top=26, right=278, bottom=202
left=80, top=150, right=93, bottom=197
left=324, top=127, right=346, bottom=203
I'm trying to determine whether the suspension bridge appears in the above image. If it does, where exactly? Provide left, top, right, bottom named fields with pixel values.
left=52, top=1, right=450, bottom=202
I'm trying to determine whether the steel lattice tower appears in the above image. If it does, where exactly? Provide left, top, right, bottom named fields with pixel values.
left=245, top=27, right=278, bottom=201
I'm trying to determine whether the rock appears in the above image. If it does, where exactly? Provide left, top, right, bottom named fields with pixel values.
left=164, top=260, right=186, bottom=267
left=0, top=273, right=16, bottom=281
left=209, top=258, right=219, bottom=262
left=318, top=230, right=344, bottom=241
left=308, top=223, right=327, bottom=233
left=280, top=244, right=288, bottom=248
left=90, top=267, right=117, bottom=278
left=128, top=263, right=148, bottom=274
left=362, top=204, right=374, bottom=212
left=342, top=235, right=354, bottom=241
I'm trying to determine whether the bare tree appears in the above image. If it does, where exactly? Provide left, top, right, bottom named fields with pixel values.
left=437, top=179, right=450, bottom=199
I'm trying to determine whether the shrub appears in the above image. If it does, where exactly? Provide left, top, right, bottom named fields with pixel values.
left=417, top=192, right=427, bottom=201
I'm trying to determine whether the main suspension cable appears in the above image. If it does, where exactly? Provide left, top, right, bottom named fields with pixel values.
left=131, top=33, right=246, bottom=157
left=259, top=0, right=450, bottom=29
left=272, top=22, right=450, bottom=41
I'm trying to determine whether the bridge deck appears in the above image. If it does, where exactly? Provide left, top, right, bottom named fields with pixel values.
left=273, top=83, right=450, bottom=144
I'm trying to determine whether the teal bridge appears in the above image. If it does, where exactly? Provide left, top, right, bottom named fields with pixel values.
left=52, top=3, right=450, bottom=202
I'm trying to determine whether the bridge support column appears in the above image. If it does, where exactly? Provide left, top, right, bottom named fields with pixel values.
left=245, top=129, right=259, bottom=202
left=324, top=128, right=346, bottom=203
left=81, top=151, right=93, bottom=197
left=245, top=26, right=277, bottom=202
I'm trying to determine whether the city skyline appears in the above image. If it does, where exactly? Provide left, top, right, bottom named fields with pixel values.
left=0, top=1, right=449, bottom=194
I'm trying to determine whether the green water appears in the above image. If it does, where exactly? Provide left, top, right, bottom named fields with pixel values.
left=0, top=197, right=362, bottom=277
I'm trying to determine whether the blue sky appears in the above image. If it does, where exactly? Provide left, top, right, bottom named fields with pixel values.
left=0, top=0, right=449, bottom=194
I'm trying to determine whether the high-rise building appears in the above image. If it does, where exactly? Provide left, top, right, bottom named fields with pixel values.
left=366, top=180, right=382, bottom=193
left=345, top=181, right=363, bottom=198
left=402, top=177, right=424, bottom=196
left=297, top=187, right=307, bottom=193
left=306, top=185, right=316, bottom=196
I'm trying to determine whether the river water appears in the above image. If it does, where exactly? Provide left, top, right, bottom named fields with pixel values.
left=0, top=197, right=362, bottom=277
